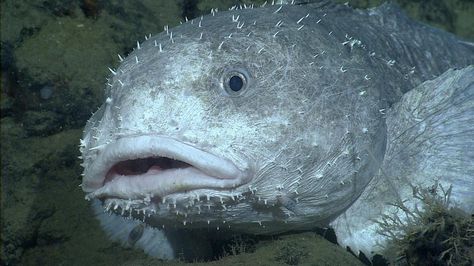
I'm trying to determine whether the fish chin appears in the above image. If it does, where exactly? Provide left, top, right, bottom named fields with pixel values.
left=82, top=135, right=253, bottom=206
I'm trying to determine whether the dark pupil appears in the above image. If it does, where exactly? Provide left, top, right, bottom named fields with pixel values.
left=229, top=75, right=244, bottom=92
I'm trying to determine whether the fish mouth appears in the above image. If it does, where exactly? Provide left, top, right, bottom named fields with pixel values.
left=82, top=135, right=251, bottom=200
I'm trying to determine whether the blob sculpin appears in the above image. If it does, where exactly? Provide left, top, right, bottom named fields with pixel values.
left=80, top=1, right=474, bottom=260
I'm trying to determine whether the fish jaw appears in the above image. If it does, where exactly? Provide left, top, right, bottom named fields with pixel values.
left=82, top=134, right=252, bottom=200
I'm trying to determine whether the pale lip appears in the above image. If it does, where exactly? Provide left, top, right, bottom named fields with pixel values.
left=81, top=135, right=251, bottom=199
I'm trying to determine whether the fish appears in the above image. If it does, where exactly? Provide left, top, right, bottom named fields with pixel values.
left=80, top=1, right=474, bottom=260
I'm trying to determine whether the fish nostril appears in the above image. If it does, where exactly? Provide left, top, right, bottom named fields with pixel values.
left=169, top=119, right=178, bottom=127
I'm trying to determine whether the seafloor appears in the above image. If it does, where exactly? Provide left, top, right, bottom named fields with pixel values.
left=1, top=0, right=473, bottom=265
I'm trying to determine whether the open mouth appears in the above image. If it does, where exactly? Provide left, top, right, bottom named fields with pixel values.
left=105, top=157, right=192, bottom=182
left=82, top=135, right=251, bottom=200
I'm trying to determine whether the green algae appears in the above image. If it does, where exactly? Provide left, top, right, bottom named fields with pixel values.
left=376, top=183, right=474, bottom=265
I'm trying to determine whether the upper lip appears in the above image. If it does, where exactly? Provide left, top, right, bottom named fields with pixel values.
left=81, top=135, right=251, bottom=199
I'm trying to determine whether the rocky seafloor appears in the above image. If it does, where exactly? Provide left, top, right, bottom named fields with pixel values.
left=1, top=0, right=473, bottom=265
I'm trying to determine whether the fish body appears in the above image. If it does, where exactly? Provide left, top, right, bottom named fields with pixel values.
left=80, top=2, right=474, bottom=260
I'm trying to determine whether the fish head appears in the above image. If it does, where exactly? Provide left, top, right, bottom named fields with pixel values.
left=80, top=6, right=386, bottom=232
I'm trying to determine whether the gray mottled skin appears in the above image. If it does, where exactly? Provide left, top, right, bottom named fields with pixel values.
left=331, top=65, right=474, bottom=257
left=80, top=2, right=474, bottom=260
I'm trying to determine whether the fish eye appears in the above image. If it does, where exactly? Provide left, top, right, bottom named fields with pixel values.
left=222, top=69, right=249, bottom=97
left=229, top=75, right=244, bottom=92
